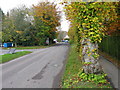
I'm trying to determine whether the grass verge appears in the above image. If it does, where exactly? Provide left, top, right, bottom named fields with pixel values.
left=61, top=44, right=112, bottom=89
left=0, top=51, right=32, bottom=63
left=61, top=44, right=82, bottom=81
left=2, top=44, right=56, bottom=50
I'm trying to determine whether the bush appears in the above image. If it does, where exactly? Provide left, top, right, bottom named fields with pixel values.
left=99, top=36, right=120, bottom=61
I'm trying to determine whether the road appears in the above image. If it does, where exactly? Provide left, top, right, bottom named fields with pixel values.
left=1, top=43, right=69, bottom=88
left=99, top=56, right=120, bottom=89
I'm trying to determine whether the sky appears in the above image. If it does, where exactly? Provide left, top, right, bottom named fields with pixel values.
left=0, top=0, right=70, bottom=32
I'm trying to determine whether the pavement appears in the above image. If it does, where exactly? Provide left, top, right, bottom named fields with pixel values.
left=99, top=56, right=120, bottom=90
left=1, top=43, right=69, bottom=88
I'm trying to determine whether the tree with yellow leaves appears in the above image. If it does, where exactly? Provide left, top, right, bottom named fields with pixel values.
left=33, top=2, right=61, bottom=45
left=64, top=2, right=118, bottom=74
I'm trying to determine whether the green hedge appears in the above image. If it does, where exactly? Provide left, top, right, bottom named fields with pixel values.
left=99, top=36, right=120, bottom=61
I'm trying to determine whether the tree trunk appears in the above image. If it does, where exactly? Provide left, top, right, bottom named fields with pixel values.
left=81, top=38, right=102, bottom=74
left=15, top=42, right=17, bottom=47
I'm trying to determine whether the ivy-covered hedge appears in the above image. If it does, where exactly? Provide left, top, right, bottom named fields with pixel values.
left=99, top=36, right=120, bottom=61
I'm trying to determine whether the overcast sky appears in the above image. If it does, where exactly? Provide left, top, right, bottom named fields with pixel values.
left=0, top=0, right=70, bottom=32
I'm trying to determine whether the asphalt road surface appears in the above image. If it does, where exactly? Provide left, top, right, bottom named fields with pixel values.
left=1, top=43, right=69, bottom=88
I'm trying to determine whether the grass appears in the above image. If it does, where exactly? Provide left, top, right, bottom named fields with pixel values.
left=0, top=51, right=32, bottom=63
left=62, top=44, right=82, bottom=81
left=61, top=44, right=112, bottom=89
left=2, top=44, right=56, bottom=50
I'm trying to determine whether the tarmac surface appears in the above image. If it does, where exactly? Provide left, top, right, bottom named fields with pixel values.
left=1, top=43, right=69, bottom=88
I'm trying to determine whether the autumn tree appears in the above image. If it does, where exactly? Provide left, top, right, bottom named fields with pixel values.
left=0, top=8, right=4, bottom=42
left=2, top=12, right=16, bottom=43
left=105, top=2, right=120, bottom=36
left=63, top=2, right=118, bottom=74
left=33, top=2, right=61, bottom=45
left=2, top=5, right=35, bottom=46
left=10, top=6, right=32, bottom=46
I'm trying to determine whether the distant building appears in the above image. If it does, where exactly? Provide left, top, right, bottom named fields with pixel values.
left=64, top=35, right=69, bottom=39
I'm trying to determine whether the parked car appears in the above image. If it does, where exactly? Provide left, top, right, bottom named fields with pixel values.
left=61, top=40, right=69, bottom=43
left=65, top=40, right=68, bottom=43
left=61, top=40, right=65, bottom=42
